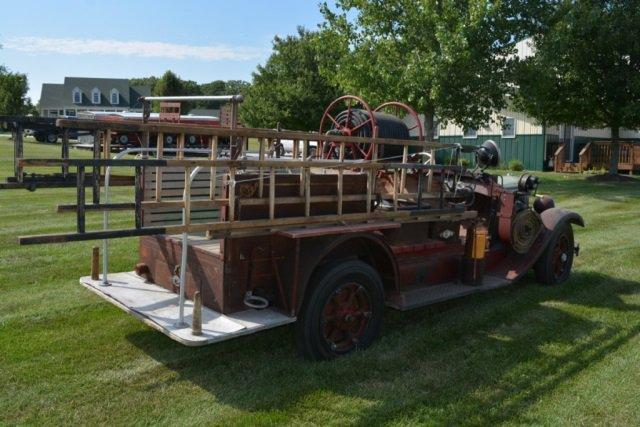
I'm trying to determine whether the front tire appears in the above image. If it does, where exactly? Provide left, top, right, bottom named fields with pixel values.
left=535, top=223, right=574, bottom=285
left=296, top=260, right=384, bottom=360
left=46, top=133, right=58, bottom=143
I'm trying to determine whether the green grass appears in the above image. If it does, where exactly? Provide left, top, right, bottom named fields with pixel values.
left=1, top=134, right=640, bottom=425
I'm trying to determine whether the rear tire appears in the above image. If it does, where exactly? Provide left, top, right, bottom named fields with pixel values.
left=296, top=260, right=384, bottom=360
left=535, top=223, right=574, bottom=285
left=46, top=133, right=57, bottom=143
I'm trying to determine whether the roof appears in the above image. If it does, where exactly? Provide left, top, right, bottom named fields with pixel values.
left=39, top=77, right=151, bottom=110
left=39, top=84, right=65, bottom=109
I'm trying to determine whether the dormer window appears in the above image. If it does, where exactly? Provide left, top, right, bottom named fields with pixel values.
left=72, top=87, right=82, bottom=104
left=110, top=88, right=119, bottom=105
left=91, top=87, right=101, bottom=104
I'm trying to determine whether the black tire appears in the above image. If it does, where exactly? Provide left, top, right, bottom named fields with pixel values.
left=164, top=134, right=175, bottom=147
left=534, top=223, right=574, bottom=285
left=296, top=260, right=384, bottom=360
left=118, top=134, right=129, bottom=145
left=46, top=133, right=57, bottom=143
left=34, top=134, right=45, bottom=143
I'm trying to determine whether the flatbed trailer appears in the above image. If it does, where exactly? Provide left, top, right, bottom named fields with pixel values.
left=9, top=103, right=583, bottom=360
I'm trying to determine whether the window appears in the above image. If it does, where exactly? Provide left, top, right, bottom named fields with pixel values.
left=72, top=87, right=82, bottom=104
left=502, top=117, right=516, bottom=138
left=463, top=127, right=477, bottom=139
left=110, top=88, right=119, bottom=105
left=91, top=87, right=101, bottom=104
left=65, top=109, right=76, bottom=117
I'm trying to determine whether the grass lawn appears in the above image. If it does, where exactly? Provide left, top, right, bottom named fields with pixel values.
left=1, top=134, right=640, bottom=425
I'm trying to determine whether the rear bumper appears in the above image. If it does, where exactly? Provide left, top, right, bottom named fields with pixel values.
left=80, top=272, right=295, bottom=346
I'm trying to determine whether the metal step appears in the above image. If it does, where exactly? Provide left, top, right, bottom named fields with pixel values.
left=386, top=275, right=512, bottom=310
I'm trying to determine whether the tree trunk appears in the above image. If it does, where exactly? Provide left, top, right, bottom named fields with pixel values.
left=609, top=126, right=620, bottom=175
left=424, top=109, right=436, bottom=142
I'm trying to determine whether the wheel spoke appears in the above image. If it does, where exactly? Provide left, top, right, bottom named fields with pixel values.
left=350, top=118, right=373, bottom=134
left=327, top=114, right=341, bottom=129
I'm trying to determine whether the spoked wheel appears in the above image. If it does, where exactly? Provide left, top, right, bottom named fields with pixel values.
left=535, top=223, right=575, bottom=285
left=374, top=102, right=424, bottom=141
left=297, top=260, right=384, bottom=360
left=319, top=95, right=377, bottom=160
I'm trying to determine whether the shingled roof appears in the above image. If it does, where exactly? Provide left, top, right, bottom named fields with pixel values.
left=39, top=77, right=151, bottom=111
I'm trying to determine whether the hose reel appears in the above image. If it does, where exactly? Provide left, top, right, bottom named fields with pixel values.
left=320, top=96, right=423, bottom=160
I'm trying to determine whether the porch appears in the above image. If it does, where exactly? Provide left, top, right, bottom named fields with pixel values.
left=553, top=140, right=640, bottom=173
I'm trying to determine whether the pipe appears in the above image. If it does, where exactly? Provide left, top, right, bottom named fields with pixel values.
left=177, top=166, right=203, bottom=327
left=101, top=146, right=212, bottom=286
left=140, top=95, right=244, bottom=102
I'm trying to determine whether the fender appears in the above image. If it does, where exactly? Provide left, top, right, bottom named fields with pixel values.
left=540, top=207, right=585, bottom=232
left=487, top=207, right=584, bottom=282
left=293, top=232, right=399, bottom=315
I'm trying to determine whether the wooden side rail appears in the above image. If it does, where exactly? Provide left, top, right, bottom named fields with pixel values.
left=56, top=118, right=473, bottom=152
left=19, top=208, right=476, bottom=245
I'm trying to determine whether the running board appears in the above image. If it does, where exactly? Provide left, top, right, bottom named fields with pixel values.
left=386, top=275, right=512, bottom=310
left=80, top=272, right=295, bottom=346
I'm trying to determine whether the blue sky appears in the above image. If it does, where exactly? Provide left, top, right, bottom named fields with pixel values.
left=0, top=0, right=329, bottom=103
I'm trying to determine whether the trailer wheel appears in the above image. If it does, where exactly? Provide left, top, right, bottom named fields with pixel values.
left=46, top=133, right=58, bottom=143
left=297, top=260, right=384, bottom=360
left=34, top=134, right=45, bottom=143
left=118, top=134, right=129, bottom=145
left=535, top=223, right=574, bottom=285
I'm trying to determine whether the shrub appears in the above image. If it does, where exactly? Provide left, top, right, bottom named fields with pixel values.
left=459, top=158, right=470, bottom=168
left=508, top=159, right=524, bottom=171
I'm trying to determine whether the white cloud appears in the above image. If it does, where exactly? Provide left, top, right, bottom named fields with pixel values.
left=3, top=36, right=265, bottom=61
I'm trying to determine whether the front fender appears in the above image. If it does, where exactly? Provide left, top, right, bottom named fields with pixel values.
left=487, top=207, right=583, bottom=282
left=541, top=207, right=585, bottom=232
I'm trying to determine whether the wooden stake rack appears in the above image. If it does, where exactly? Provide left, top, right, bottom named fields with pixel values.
left=16, top=119, right=475, bottom=245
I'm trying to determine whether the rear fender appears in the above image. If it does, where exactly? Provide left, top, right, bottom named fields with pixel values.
left=294, top=232, right=399, bottom=315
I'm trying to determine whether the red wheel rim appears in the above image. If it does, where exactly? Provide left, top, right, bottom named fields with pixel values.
left=552, top=234, right=570, bottom=280
left=319, top=95, right=377, bottom=160
left=321, top=282, right=372, bottom=353
left=374, top=101, right=424, bottom=141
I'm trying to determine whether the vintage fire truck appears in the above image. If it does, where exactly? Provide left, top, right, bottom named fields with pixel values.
left=13, top=96, right=583, bottom=360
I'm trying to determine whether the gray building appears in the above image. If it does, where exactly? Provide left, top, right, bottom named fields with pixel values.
left=39, top=77, right=151, bottom=118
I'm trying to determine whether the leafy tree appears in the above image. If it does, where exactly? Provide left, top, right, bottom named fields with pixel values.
left=0, top=66, right=31, bottom=115
left=153, top=70, right=184, bottom=97
left=320, top=0, right=548, bottom=139
left=241, top=27, right=342, bottom=130
left=130, top=76, right=159, bottom=93
left=514, top=0, right=640, bottom=174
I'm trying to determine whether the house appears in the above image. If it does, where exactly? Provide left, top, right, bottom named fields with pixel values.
left=39, top=77, right=151, bottom=118
left=431, top=39, right=640, bottom=171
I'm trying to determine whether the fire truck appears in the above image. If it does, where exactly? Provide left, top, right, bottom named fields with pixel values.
left=11, top=95, right=583, bottom=360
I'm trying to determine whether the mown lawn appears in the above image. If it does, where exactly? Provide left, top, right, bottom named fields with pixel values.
left=1, top=134, right=640, bottom=425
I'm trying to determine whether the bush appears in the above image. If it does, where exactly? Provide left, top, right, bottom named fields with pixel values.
left=508, top=159, right=524, bottom=171
left=459, top=158, right=470, bottom=168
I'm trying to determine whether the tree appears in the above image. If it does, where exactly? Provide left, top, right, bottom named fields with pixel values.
left=240, top=27, right=342, bottom=130
left=320, top=0, right=547, bottom=139
left=153, top=70, right=184, bottom=97
left=514, top=0, right=640, bottom=174
left=0, top=66, right=31, bottom=115
left=130, top=76, right=159, bottom=93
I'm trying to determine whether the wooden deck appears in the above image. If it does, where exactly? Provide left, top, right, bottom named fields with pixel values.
left=554, top=141, right=640, bottom=173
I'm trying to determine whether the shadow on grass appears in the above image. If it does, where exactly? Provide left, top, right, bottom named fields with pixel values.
left=126, top=270, right=640, bottom=424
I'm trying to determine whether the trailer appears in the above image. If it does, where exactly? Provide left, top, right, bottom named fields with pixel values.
left=0, top=95, right=242, bottom=192
left=10, top=96, right=583, bottom=360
